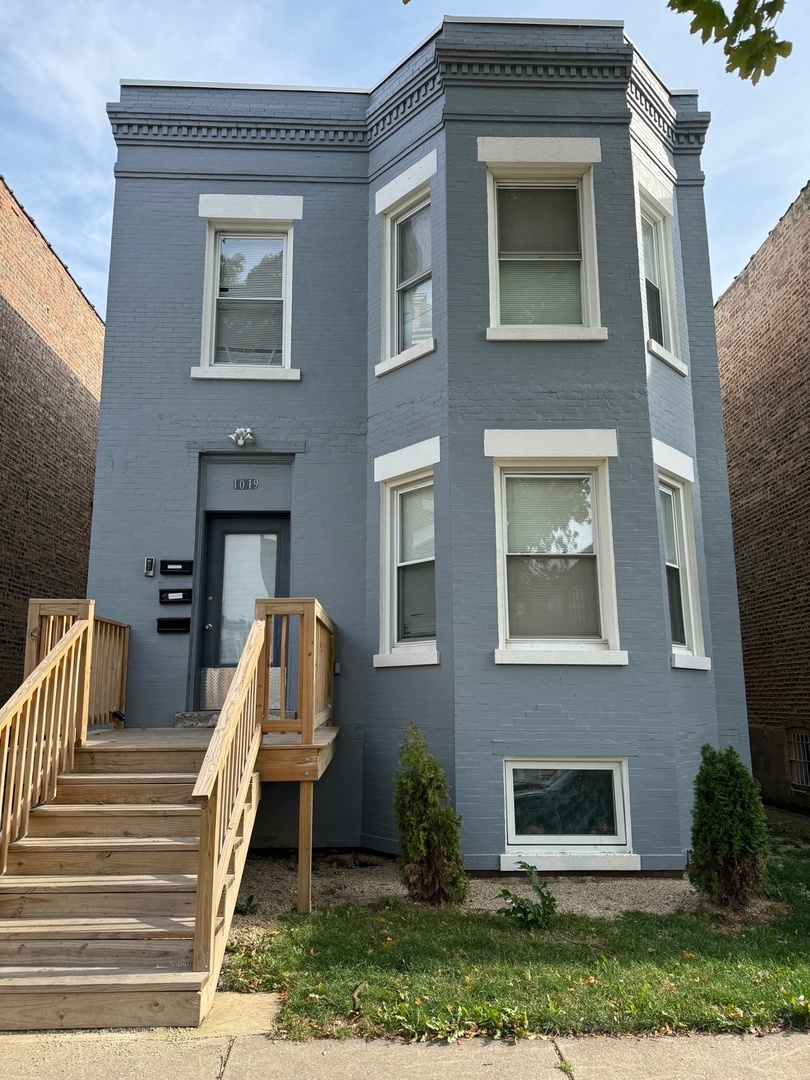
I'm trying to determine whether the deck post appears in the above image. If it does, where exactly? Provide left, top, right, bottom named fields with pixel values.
left=297, top=780, right=314, bottom=913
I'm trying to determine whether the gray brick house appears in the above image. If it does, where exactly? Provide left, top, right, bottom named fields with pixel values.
left=88, top=17, right=748, bottom=872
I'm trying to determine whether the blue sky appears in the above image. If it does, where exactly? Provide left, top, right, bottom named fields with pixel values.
left=1, top=0, right=807, bottom=315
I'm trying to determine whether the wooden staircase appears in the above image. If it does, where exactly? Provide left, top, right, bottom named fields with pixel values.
left=1, top=596, right=337, bottom=1031
left=0, top=732, right=259, bottom=1030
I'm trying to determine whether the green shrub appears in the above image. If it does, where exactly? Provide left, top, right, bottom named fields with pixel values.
left=393, top=723, right=469, bottom=905
left=689, top=742, right=769, bottom=908
left=497, top=861, right=557, bottom=929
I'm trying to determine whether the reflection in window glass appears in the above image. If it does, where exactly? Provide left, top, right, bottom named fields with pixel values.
left=219, top=533, right=277, bottom=663
left=505, top=475, right=599, bottom=637
left=215, top=235, right=284, bottom=365
left=511, top=767, right=617, bottom=838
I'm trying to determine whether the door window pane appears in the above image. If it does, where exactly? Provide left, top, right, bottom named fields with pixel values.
left=219, top=533, right=277, bottom=663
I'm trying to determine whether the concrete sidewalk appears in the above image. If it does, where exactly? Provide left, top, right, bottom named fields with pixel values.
left=1, top=995, right=808, bottom=1080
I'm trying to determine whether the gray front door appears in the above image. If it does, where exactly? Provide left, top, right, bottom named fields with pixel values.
left=199, top=514, right=290, bottom=709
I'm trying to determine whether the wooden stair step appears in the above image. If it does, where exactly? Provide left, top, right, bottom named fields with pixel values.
left=0, top=915, right=197, bottom=940
left=0, top=969, right=206, bottom=991
left=0, top=873, right=197, bottom=894
left=0, top=873, right=199, bottom=918
left=0, top=972, right=207, bottom=1030
left=0, top=937, right=194, bottom=965
left=27, top=804, right=201, bottom=837
left=54, top=774, right=198, bottom=805
left=6, top=836, right=200, bottom=875
left=73, top=747, right=208, bottom=774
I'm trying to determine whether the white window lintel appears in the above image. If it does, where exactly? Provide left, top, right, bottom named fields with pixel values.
left=485, top=428, right=618, bottom=460
left=198, top=193, right=303, bottom=222
left=374, top=436, right=441, bottom=483
left=375, top=150, right=437, bottom=216
left=652, top=439, right=694, bottom=483
left=478, top=137, right=602, bottom=165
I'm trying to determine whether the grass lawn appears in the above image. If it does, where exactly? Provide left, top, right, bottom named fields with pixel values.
left=221, top=809, right=810, bottom=1040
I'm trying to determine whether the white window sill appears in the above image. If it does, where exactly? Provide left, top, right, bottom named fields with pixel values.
left=495, top=648, right=628, bottom=666
left=190, top=365, right=301, bottom=381
left=671, top=651, right=711, bottom=671
left=375, top=338, right=436, bottom=377
left=500, top=852, right=641, bottom=872
left=487, top=325, right=608, bottom=343
left=373, top=647, right=439, bottom=668
left=647, top=339, right=688, bottom=377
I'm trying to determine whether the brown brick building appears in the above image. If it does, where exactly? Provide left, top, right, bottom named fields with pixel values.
left=0, top=178, right=104, bottom=704
left=715, top=181, right=810, bottom=811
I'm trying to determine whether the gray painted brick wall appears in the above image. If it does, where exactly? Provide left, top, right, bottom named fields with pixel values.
left=90, top=17, right=747, bottom=863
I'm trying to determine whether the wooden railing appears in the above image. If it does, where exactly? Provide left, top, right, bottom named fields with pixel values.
left=0, top=620, right=91, bottom=873
left=256, top=598, right=336, bottom=743
left=24, top=600, right=129, bottom=738
left=191, top=619, right=265, bottom=973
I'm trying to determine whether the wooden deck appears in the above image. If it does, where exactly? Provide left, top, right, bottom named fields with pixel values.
left=83, top=725, right=340, bottom=783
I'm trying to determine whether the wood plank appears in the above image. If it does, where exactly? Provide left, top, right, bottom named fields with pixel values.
left=257, top=730, right=339, bottom=783
left=0, top=939, right=194, bottom=965
left=26, top=804, right=201, bottom=838
left=73, top=748, right=209, bottom=773
left=0, top=989, right=203, bottom=1030
left=54, top=775, right=198, bottom=805
left=0, top=916, right=196, bottom=940
left=0, top=890, right=196, bottom=919
left=0, top=874, right=197, bottom=894
left=0, top=970, right=205, bottom=990
left=297, top=781, right=314, bottom=914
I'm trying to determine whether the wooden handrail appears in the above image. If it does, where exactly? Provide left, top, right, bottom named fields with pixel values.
left=191, top=619, right=265, bottom=972
left=23, top=601, right=130, bottom=739
left=0, top=620, right=91, bottom=873
left=254, top=598, right=335, bottom=742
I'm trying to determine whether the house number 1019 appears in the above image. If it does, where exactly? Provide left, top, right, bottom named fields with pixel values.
left=234, top=478, right=259, bottom=491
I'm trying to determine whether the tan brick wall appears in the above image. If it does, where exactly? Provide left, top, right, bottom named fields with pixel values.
left=0, top=179, right=104, bottom=704
left=0, top=178, right=103, bottom=399
left=715, top=181, right=810, bottom=805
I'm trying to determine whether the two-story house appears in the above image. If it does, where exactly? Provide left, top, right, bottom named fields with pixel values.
left=87, top=16, right=748, bottom=875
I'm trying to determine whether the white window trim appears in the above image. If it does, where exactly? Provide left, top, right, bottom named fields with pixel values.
left=652, top=440, right=709, bottom=670
left=486, top=429, right=626, bottom=666
left=640, top=192, right=684, bottom=374
left=192, top=194, right=303, bottom=381
left=478, top=138, right=605, bottom=342
left=503, top=757, right=635, bottom=858
left=373, top=438, right=441, bottom=668
left=376, top=153, right=437, bottom=377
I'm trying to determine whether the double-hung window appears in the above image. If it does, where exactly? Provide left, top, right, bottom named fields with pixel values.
left=485, top=429, right=625, bottom=665
left=497, top=185, right=583, bottom=327
left=375, top=150, right=437, bottom=376
left=396, top=480, right=435, bottom=642
left=214, top=234, right=285, bottom=366
left=479, top=137, right=606, bottom=342
left=373, top=436, right=441, bottom=667
left=652, top=439, right=709, bottom=669
left=639, top=194, right=684, bottom=374
left=192, top=193, right=302, bottom=381
left=394, top=202, right=432, bottom=355
left=505, top=473, right=599, bottom=639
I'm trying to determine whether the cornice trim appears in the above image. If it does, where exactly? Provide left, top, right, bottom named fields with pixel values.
left=108, top=111, right=369, bottom=147
left=435, top=46, right=632, bottom=88
left=366, top=63, right=443, bottom=147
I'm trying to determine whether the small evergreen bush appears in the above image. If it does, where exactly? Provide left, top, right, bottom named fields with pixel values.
left=497, top=861, right=557, bottom=929
left=393, top=723, right=469, bottom=905
left=689, top=742, right=769, bottom=908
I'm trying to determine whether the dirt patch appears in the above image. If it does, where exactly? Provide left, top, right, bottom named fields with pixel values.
left=230, top=851, right=699, bottom=935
